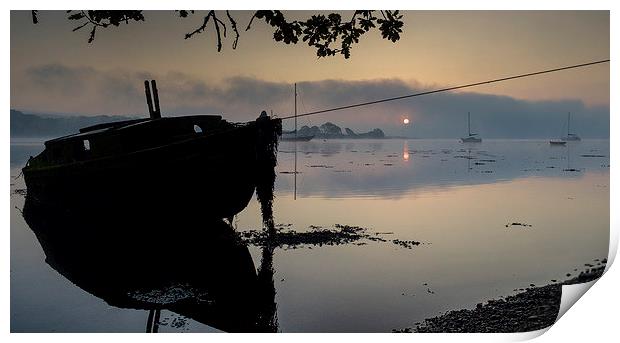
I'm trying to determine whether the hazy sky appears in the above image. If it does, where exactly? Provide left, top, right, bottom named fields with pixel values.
left=10, top=10, right=610, bottom=137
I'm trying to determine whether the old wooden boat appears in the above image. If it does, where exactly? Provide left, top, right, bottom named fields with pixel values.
left=22, top=80, right=282, bottom=220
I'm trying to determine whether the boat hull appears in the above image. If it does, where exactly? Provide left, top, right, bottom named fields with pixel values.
left=460, top=136, right=482, bottom=143
left=23, top=123, right=265, bottom=220
left=561, top=136, right=581, bottom=141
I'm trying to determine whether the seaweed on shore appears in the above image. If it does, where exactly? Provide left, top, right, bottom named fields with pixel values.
left=392, top=239, right=421, bottom=249
left=240, top=224, right=383, bottom=249
left=12, top=188, right=27, bottom=197
left=505, top=222, right=533, bottom=228
left=239, top=224, right=425, bottom=250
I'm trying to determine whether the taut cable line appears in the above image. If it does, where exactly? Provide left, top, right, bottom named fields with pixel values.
left=279, top=59, right=610, bottom=121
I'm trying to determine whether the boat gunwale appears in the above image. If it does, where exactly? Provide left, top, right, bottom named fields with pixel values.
left=23, top=119, right=259, bottom=175
left=44, top=115, right=226, bottom=146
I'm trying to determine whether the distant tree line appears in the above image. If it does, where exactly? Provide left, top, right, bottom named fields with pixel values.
left=10, top=109, right=135, bottom=138
left=297, top=122, right=385, bottom=139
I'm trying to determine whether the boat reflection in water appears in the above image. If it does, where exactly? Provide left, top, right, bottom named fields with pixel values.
left=22, top=194, right=278, bottom=332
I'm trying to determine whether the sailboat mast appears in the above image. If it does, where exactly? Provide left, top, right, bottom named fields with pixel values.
left=294, top=83, right=297, bottom=200
left=468, top=112, right=471, bottom=136
left=294, top=83, right=297, bottom=138
left=567, top=112, right=571, bottom=135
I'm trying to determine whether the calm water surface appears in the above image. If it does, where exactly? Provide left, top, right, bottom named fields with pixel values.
left=10, top=139, right=609, bottom=332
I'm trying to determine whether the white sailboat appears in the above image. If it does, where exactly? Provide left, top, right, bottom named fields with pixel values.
left=561, top=112, right=581, bottom=141
left=460, top=112, right=482, bottom=143
left=549, top=139, right=566, bottom=146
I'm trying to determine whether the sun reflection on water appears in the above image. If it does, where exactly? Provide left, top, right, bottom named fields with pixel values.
left=403, top=140, right=410, bottom=161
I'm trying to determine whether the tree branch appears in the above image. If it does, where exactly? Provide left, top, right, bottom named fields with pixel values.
left=227, top=10, right=240, bottom=49
left=185, top=12, right=211, bottom=39
left=245, top=12, right=257, bottom=31
left=214, top=15, right=227, bottom=38
left=211, top=11, right=224, bottom=52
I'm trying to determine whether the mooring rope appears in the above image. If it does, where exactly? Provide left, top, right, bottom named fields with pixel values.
left=279, top=59, right=610, bottom=121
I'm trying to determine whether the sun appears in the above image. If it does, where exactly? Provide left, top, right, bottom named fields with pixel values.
left=403, top=118, right=410, bottom=125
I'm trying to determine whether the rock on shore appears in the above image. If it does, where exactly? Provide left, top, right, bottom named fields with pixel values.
left=403, top=265, right=606, bottom=333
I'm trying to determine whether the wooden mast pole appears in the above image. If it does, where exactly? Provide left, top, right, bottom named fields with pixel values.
left=144, top=80, right=161, bottom=119
left=294, top=83, right=297, bottom=137
left=151, top=80, right=161, bottom=119
left=294, top=83, right=297, bottom=200
left=144, top=81, right=154, bottom=118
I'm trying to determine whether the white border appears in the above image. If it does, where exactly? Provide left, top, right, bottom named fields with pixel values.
left=3, top=1, right=617, bottom=342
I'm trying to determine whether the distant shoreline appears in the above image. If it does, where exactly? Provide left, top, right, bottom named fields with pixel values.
left=10, top=109, right=610, bottom=140
left=279, top=137, right=609, bottom=141
left=11, top=136, right=610, bottom=142
left=10, top=109, right=136, bottom=139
